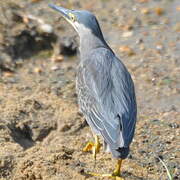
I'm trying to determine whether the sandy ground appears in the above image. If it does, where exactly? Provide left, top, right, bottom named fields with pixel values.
left=0, top=0, right=180, bottom=179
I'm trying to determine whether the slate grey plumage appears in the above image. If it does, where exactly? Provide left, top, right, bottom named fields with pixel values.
left=49, top=4, right=137, bottom=177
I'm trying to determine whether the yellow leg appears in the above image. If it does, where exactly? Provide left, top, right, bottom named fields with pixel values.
left=83, top=135, right=101, bottom=160
left=112, top=159, right=123, bottom=176
left=88, top=159, right=124, bottom=180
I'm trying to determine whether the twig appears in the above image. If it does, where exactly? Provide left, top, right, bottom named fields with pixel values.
left=158, top=157, right=173, bottom=180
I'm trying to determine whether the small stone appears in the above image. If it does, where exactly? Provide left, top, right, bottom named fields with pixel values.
left=154, top=7, right=164, bottom=16
left=38, top=24, right=53, bottom=34
left=141, top=8, right=150, bottom=14
left=34, top=67, right=42, bottom=73
left=132, top=6, right=137, bottom=11
left=23, top=16, right=29, bottom=24
left=176, top=6, right=180, bottom=11
left=122, top=31, right=133, bottom=38
left=51, top=55, right=64, bottom=62
left=3, top=72, right=14, bottom=77
left=156, top=43, right=163, bottom=50
left=168, top=123, right=179, bottom=129
left=51, top=66, right=60, bottom=71
left=119, top=46, right=135, bottom=56
left=135, top=39, right=143, bottom=44
left=121, top=25, right=133, bottom=31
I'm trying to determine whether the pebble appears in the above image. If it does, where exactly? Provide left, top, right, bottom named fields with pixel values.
left=119, top=45, right=135, bottom=56
left=135, top=38, right=143, bottom=44
left=141, top=8, right=150, bottom=14
left=154, top=7, right=164, bottom=16
left=34, top=67, right=42, bottom=73
left=38, top=24, right=53, bottom=34
left=122, top=31, right=133, bottom=38
left=3, top=71, right=14, bottom=77
left=51, top=55, right=64, bottom=62
left=168, top=123, right=179, bottom=129
left=156, top=44, right=163, bottom=50
left=51, top=66, right=60, bottom=71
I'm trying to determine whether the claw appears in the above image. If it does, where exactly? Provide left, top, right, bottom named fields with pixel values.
left=83, top=142, right=94, bottom=152
left=86, top=159, right=124, bottom=179
left=83, top=135, right=101, bottom=160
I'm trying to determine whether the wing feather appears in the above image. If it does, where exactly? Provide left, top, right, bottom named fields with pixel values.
left=78, top=47, right=137, bottom=148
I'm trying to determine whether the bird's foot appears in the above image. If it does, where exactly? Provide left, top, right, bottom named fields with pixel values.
left=83, top=136, right=101, bottom=159
left=87, top=159, right=124, bottom=179
left=87, top=172, right=124, bottom=180
left=83, top=141, right=94, bottom=152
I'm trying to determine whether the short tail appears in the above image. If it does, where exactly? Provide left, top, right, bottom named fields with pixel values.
left=111, top=147, right=129, bottom=159
left=104, top=141, right=129, bottom=159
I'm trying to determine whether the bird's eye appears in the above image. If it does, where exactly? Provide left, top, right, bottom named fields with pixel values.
left=69, top=13, right=76, bottom=22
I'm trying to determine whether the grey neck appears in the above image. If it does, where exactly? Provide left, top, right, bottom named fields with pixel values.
left=79, top=31, right=109, bottom=60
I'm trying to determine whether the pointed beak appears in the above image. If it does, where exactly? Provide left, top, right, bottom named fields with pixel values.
left=49, top=4, right=70, bottom=20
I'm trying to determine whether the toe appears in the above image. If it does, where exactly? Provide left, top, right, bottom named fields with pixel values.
left=83, top=142, right=94, bottom=152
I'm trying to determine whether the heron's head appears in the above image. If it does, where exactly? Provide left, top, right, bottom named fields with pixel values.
left=49, top=4, right=103, bottom=39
